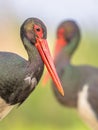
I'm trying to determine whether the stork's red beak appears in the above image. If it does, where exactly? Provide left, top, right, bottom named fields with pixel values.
left=42, top=38, right=67, bottom=87
left=35, top=38, right=64, bottom=96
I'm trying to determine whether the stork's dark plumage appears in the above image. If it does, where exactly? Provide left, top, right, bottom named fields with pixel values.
left=0, top=18, right=64, bottom=120
left=43, top=20, right=98, bottom=130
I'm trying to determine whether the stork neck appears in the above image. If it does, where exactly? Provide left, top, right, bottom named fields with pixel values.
left=64, top=35, right=79, bottom=58
left=22, top=37, right=42, bottom=63
left=55, top=35, right=79, bottom=68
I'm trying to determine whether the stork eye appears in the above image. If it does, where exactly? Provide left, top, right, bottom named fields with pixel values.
left=34, top=24, right=41, bottom=32
left=36, top=28, right=40, bottom=32
left=34, top=24, right=43, bottom=38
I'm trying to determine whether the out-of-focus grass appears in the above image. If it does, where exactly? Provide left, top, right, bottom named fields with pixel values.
left=72, top=33, right=98, bottom=66
left=0, top=29, right=98, bottom=130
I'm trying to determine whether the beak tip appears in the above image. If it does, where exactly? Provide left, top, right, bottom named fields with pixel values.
left=60, top=89, right=64, bottom=96
left=58, top=87, right=64, bottom=96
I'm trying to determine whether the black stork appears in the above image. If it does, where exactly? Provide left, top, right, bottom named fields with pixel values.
left=43, top=20, right=98, bottom=130
left=0, top=18, right=64, bottom=120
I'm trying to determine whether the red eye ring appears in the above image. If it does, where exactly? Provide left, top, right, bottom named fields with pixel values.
left=34, top=24, right=43, bottom=38
left=57, top=28, right=65, bottom=38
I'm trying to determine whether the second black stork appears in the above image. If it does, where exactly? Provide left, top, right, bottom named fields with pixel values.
left=43, top=20, right=98, bottom=130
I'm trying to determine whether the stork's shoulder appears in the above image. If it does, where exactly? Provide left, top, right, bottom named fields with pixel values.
left=0, top=51, right=27, bottom=64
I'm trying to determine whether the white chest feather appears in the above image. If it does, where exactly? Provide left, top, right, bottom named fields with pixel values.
left=0, top=97, right=14, bottom=120
left=77, top=85, right=98, bottom=130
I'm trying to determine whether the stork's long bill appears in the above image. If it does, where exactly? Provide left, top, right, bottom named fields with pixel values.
left=42, top=36, right=67, bottom=90
left=35, top=38, right=64, bottom=96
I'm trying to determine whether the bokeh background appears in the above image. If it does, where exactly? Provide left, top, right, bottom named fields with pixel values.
left=0, top=0, right=98, bottom=130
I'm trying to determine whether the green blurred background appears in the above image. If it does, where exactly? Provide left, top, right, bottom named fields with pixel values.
left=0, top=0, right=98, bottom=130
